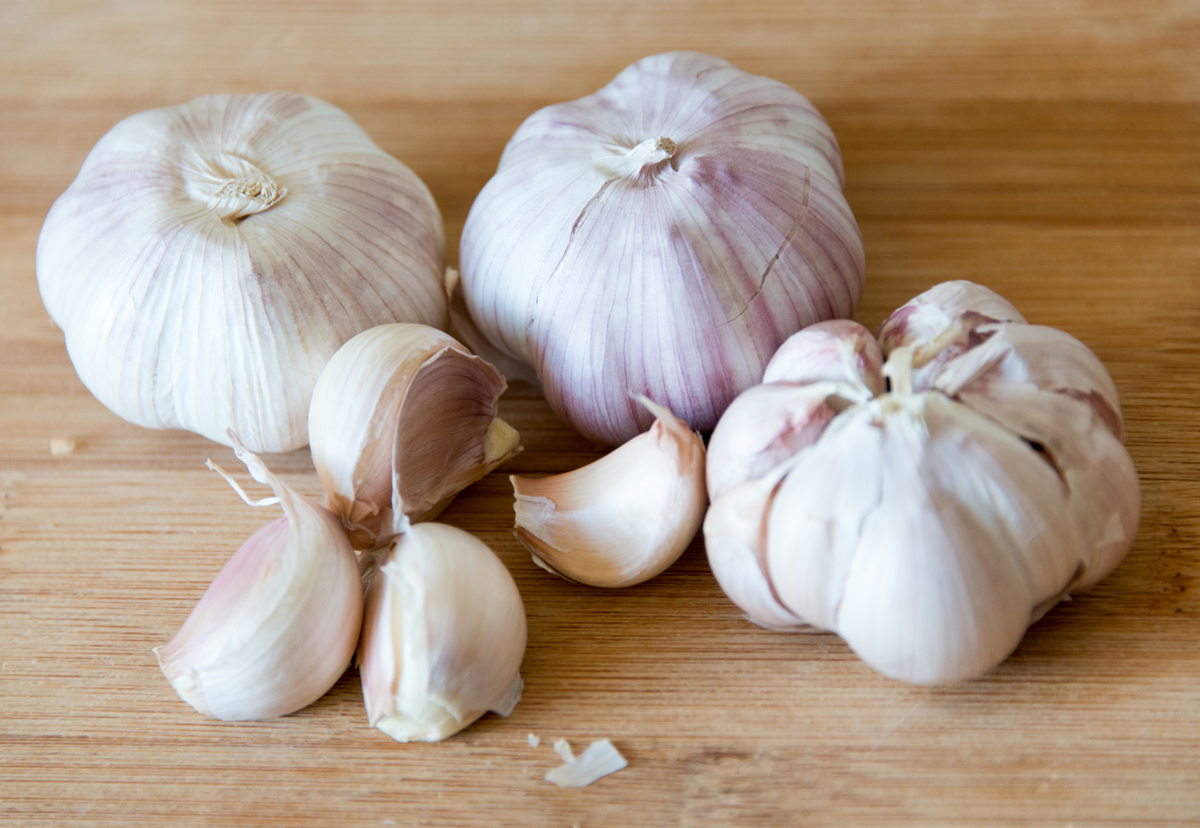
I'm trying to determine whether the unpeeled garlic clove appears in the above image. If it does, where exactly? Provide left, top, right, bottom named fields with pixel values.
left=154, top=438, right=363, bottom=720
left=702, top=463, right=809, bottom=631
left=511, top=396, right=707, bottom=588
left=762, top=320, right=886, bottom=398
left=357, top=522, right=527, bottom=743
left=308, top=322, right=521, bottom=544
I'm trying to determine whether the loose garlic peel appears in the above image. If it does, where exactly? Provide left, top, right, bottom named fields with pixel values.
left=308, top=323, right=520, bottom=545
left=357, top=522, right=527, bottom=743
left=511, top=396, right=707, bottom=588
left=154, top=436, right=363, bottom=720
left=461, top=51, right=864, bottom=445
left=38, top=92, right=447, bottom=453
left=703, top=281, right=1140, bottom=684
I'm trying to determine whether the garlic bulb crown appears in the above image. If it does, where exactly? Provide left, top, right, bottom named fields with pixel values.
left=704, top=282, right=1140, bottom=684
left=461, top=51, right=865, bottom=445
left=38, top=92, right=447, bottom=453
left=154, top=436, right=363, bottom=719
left=357, top=521, right=527, bottom=742
left=308, top=322, right=521, bottom=545
left=511, top=395, right=707, bottom=588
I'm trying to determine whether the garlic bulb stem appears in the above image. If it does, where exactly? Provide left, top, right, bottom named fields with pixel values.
left=604, top=136, right=677, bottom=181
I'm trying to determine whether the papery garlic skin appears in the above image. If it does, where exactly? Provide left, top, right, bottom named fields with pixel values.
left=358, top=522, right=527, bottom=743
left=704, top=282, right=1140, bottom=684
left=461, top=51, right=865, bottom=445
left=511, top=396, right=707, bottom=588
left=155, top=441, right=363, bottom=720
left=308, top=323, right=520, bottom=540
left=38, top=92, right=446, bottom=453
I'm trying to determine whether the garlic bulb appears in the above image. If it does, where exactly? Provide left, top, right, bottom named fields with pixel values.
left=357, top=521, right=527, bottom=742
left=511, top=396, right=707, bottom=588
left=308, top=323, right=520, bottom=542
left=460, top=51, right=865, bottom=445
left=704, top=282, right=1140, bottom=684
left=155, top=437, right=363, bottom=720
left=38, top=92, right=446, bottom=453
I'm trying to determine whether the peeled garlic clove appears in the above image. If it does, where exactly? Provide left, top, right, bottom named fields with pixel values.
left=460, top=51, right=864, bottom=445
left=762, top=320, right=886, bottom=397
left=154, top=441, right=363, bottom=720
left=511, top=396, right=707, bottom=588
left=703, top=463, right=809, bottom=631
left=357, top=522, right=527, bottom=742
left=38, top=92, right=446, bottom=453
left=308, top=323, right=520, bottom=538
left=705, top=380, right=848, bottom=501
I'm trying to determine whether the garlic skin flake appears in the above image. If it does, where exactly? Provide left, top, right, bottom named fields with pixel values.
left=511, top=396, right=707, bottom=588
left=461, top=51, right=865, bottom=446
left=308, top=323, right=520, bottom=541
left=38, top=92, right=447, bottom=453
left=155, top=440, right=363, bottom=720
left=357, top=522, right=527, bottom=743
left=704, top=282, right=1140, bottom=684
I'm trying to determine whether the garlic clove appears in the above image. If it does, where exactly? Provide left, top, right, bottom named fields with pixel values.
left=39, top=92, right=447, bottom=453
left=357, top=522, right=527, bottom=743
left=762, top=319, right=886, bottom=397
left=154, top=439, right=363, bottom=720
left=705, top=380, right=853, bottom=502
left=703, top=463, right=810, bottom=631
left=511, top=396, right=707, bottom=588
left=956, top=385, right=1140, bottom=599
left=390, top=348, right=520, bottom=522
left=460, top=51, right=865, bottom=446
left=877, top=281, right=1028, bottom=392
left=308, top=323, right=521, bottom=543
left=933, top=322, right=1125, bottom=441
left=878, top=280, right=1027, bottom=356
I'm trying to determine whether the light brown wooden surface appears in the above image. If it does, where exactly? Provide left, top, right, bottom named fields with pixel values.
left=2, top=2, right=1199, bottom=825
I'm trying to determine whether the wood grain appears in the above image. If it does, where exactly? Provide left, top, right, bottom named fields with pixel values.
left=2, top=2, right=1199, bottom=825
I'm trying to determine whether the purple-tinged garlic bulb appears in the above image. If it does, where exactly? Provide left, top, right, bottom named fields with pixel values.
left=704, top=281, right=1140, bottom=684
left=460, top=51, right=864, bottom=445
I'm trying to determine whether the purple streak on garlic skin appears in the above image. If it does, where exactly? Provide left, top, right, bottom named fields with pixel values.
left=460, top=51, right=865, bottom=446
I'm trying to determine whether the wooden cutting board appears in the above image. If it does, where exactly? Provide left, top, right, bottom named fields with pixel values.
left=2, top=2, right=1198, bottom=825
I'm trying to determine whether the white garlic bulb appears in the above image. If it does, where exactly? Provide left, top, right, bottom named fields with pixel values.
left=155, top=438, right=363, bottom=720
left=511, top=396, right=707, bottom=588
left=357, top=521, right=527, bottom=742
left=460, top=51, right=865, bottom=445
left=704, top=282, right=1140, bottom=684
left=308, top=323, right=521, bottom=542
left=38, top=92, right=447, bottom=453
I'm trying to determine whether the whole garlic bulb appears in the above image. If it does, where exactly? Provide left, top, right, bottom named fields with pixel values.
left=357, top=521, right=527, bottom=742
left=704, top=282, right=1140, bottom=684
left=38, top=92, right=447, bottom=453
left=460, top=51, right=865, bottom=445
left=155, top=438, right=363, bottom=720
